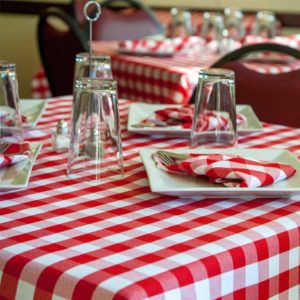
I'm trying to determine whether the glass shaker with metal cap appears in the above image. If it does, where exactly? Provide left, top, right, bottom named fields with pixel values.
left=52, top=119, right=70, bottom=152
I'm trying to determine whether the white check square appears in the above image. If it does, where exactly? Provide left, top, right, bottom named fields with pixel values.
left=245, top=263, right=259, bottom=286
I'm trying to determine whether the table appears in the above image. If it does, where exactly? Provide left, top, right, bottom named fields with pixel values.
left=1, top=96, right=300, bottom=300
left=32, top=38, right=300, bottom=104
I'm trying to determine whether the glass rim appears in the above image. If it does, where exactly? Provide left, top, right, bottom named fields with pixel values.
left=224, top=7, right=244, bottom=19
left=203, top=12, right=223, bottom=20
left=199, top=68, right=234, bottom=79
left=256, top=10, right=275, bottom=16
left=76, top=53, right=111, bottom=62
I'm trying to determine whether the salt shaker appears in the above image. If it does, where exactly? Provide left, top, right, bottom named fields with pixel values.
left=52, top=119, right=70, bottom=152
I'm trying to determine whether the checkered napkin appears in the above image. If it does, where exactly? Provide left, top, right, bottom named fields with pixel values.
left=0, top=111, right=28, bottom=126
left=138, top=106, right=246, bottom=129
left=153, top=152, right=296, bottom=188
left=118, top=36, right=204, bottom=55
left=0, top=143, right=30, bottom=168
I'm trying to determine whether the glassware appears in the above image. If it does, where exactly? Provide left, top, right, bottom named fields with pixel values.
left=219, top=8, right=244, bottom=55
left=252, top=11, right=276, bottom=38
left=170, top=7, right=193, bottom=37
left=74, top=53, right=112, bottom=87
left=201, top=12, right=224, bottom=42
left=224, top=7, right=245, bottom=40
left=191, top=68, right=237, bottom=149
left=67, top=78, right=123, bottom=182
left=52, top=119, right=70, bottom=152
left=0, top=62, right=24, bottom=144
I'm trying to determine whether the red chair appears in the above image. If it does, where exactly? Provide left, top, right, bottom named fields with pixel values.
left=38, top=7, right=88, bottom=97
left=72, top=0, right=164, bottom=40
left=216, top=61, right=300, bottom=127
left=191, top=43, right=300, bottom=128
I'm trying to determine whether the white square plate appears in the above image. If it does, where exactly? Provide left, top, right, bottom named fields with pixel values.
left=0, top=142, right=42, bottom=191
left=128, top=103, right=263, bottom=137
left=140, top=148, right=300, bottom=198
left=20, top=99, right=47, bottom=127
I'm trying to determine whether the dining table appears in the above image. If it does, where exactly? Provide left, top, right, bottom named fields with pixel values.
left=1, top=96, right=300, bottom=300
left=31, top=34, right=300, bottom=103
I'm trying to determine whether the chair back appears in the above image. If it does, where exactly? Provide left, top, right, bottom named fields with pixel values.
left=73, top=0, right=163, bottom=40
left=212, top=42, right=300, bottom=67
left=219, top=61, right=300, bottom=127
left=190, top=43, right=300, bottom=128
left=38, top=7, right=88, bottom=97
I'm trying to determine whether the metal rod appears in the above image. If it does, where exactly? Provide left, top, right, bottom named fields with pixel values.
left=83, top=1, right=101, bottom=77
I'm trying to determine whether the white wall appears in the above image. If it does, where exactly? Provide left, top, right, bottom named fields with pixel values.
left=0, top=13, right=40, bottom=98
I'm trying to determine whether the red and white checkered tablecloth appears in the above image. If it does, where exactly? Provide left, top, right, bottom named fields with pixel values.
left=1, top=96, right=300, bottom=300
left=31, top=39, right=300, bottom=104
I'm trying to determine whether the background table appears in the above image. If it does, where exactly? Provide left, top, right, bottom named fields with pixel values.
left=1, top=97, right=300, bottom=300
left=32, top=38, right=300, bottom=104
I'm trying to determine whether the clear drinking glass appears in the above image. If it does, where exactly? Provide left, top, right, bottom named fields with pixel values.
left=191, top=68, right=237, bottom=148
left=252, top=11, right=276, bottom=38
left=74, top=53, right=112, bottom=86
left=224, top=7, right=245, bottom=40
left=0, top=62, right=23, bottom=144
left=201, top=12, right=224, bottom=42
left=67, top=78, right=123, bottom=182
left=170, top=8, right=193, bottom=37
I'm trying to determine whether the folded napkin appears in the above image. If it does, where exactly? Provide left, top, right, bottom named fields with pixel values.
left=153, top=152, right=296, bottom=188
left=0, top=111, right=28, bottom=126
left=0, top=142, right=30, bottom=168
left=119, top=36, right=205, bottom=55
left=137, top=106, right=246, bottom=130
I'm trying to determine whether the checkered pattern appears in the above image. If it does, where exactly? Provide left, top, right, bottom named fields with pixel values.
left=119, top=36, right=205, bottom=56
left=1, top=96, right=300, bottom=300
left=153, top=152, right=296, bottom=187
left=0, top=142, right=31, bottom=155
left=0, top=153, right=28, bottom=168
left=244, top=34, right=300, bottom=48
left=139, top=106, right=246, bottom=130
left=31, top=36, right=300, bottom=104
left=0, top=112, right=28, bottom=127
left=31, top=69, right=52, bottom=99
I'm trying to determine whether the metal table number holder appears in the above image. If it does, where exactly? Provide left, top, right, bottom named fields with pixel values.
left=83, top=0, right=101, bottom=76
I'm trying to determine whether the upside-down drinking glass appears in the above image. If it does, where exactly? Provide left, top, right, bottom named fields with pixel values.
left=170, top=7, right=193, bottom=37
left=67, top=78, right=123, bottom=182
left=0, top=62, right=23, bottom=144
left=191, top=68, right=237, bottom=148
left=74, top=53, right=112, bottom=88
left=201, top=12, right=224, bottom=42
left=252, top=11, right=276, bottom=38
left=224, top=7, right=245, bottom=40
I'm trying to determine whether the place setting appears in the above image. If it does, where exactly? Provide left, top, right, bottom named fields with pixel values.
left=127, top=102, right=263, bottom=136
left=0, top=62, right=42, bottom=192
left=137, top=68, right=300, bottom=198
left=18, top=98, right=47, bottom=127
